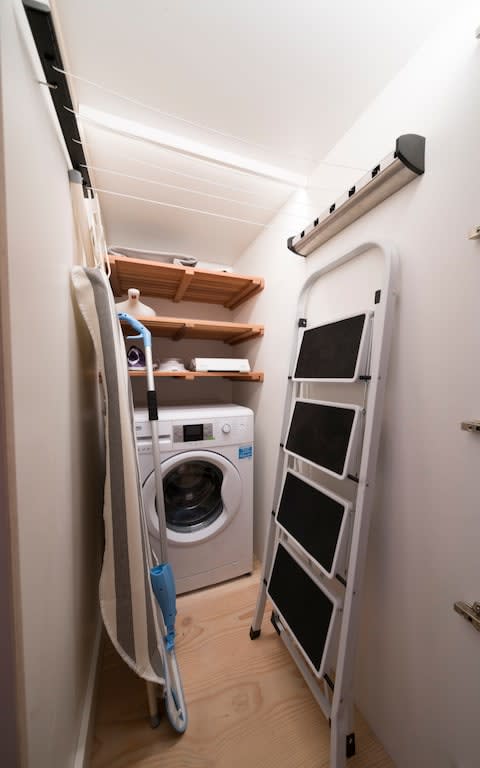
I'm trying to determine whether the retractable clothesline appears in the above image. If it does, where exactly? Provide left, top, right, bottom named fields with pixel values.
left=126, top=155, right=344, bottom=197
left=52, top=64, right=315, bottom=166
left=88, top=186, right=268, bottom=226
left=130, top=155, right=289, bottom=195
left=80, top=163, right=310, bottom=220
left=54, top=64, right=363, bottom=174
left=54, top=65, right=369, bottom=177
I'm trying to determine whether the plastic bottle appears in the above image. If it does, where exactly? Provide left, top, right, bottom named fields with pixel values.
left=115, top=288, right=156, bottom=318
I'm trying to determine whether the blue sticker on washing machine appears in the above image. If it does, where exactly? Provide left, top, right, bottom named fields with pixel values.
left=239, top=445, right=253, bottom=459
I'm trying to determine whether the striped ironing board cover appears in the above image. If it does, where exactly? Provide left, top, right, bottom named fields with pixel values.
left=71, top=265, right=165, bottom=684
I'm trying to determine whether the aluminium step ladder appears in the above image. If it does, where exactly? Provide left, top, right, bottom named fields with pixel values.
left=250, top=241, right=397, bottom=768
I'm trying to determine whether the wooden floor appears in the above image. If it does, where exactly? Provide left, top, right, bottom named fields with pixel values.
left=90, top=570, right=395, bottom=768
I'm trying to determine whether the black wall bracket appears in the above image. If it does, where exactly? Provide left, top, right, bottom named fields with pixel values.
left=346, top=732, right=356, bottom=758
left=23, top=2, right=92, bottom=193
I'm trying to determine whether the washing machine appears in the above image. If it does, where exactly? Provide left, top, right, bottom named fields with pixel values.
left=134, top=404, right=254, bottom=594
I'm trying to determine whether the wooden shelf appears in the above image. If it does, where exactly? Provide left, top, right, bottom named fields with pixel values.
left=121, top=315, right=263, bottom=345
left=128, top=370, right=264, bottom=382
left=109, top=254, right=264, bottom=309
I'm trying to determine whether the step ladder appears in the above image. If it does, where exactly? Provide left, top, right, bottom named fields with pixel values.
left=250, top=241, right=397, bottom=768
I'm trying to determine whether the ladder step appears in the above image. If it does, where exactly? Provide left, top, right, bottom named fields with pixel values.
left=293, top=311, right=373, bottom=382
left=267, top=543, right=340, bottom=678
left=276, top=469, right=351, bottom=579
left=285, top=399, right=363, bottom=479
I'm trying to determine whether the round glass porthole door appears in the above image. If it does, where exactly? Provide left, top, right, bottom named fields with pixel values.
left=142, top=450, right=242, bottom=545
left=163, top=460, right=223, bottom=532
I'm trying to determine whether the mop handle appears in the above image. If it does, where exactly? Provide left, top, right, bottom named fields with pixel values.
left=118, top=313, right=169, bottom=561
left=117, top=312, right=155, bottom=390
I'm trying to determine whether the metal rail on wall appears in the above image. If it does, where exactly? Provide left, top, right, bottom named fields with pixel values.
left=288, top=136, right=425, bottom=256
left=23, top=1, right=92, bottom=192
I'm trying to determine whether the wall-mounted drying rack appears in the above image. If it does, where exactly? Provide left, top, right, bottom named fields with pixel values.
left=288, top=135, right=425, bottom=256
left=250, top=241, right=397, bottom=768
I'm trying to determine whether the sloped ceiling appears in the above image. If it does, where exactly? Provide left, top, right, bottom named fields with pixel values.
left=52, top=0, right=457, bottom=264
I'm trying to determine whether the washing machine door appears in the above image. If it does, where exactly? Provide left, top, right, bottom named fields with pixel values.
left=143, top=450, right=242, bottom=545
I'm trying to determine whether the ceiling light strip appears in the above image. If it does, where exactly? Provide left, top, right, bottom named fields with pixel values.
left=78, top=105, right=306, bottom=187
left=88, top=187, right=266, bottom=226
left=288, top=135, right=425, bottom=256
left=53, top=65, right=314, bottom=166
left=58, top=64, right=372, bottom=176
left=72, top=132, right=303, bottom=195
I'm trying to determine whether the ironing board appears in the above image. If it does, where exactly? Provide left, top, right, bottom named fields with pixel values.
left=71, top=265, right=166, bottom=687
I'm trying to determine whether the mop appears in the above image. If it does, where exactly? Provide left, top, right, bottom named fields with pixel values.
left=118, top=312, right=188, bottom=733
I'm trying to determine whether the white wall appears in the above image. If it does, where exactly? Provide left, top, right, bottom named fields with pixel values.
left=0, top=1, right=103, bottom=765
left=231, top=197, right=308, bottom=552
left=0, top=60, right=23, bottom=766
left=233, top=6, right=480, bottom=767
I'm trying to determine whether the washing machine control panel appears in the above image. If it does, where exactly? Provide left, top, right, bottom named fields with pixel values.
left=170, top=417, right=252, bottom=447
left=134, top=406, right=254, bottom=447
left=173, top=423, right=213, bottom=443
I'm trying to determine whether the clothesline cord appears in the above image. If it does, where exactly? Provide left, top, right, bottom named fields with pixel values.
left=74, top=140, right=343, bottom=199
left=82, top=163, right=312, bottom=220
left=128, top=155, right=343, bottom=198
left=128, top=156, right=343, bottom=201
left=53, top=64, right=314, bottom=165
left=55, top=65, right=368, bottom=173
left=89, top=186, right=268, bottom=226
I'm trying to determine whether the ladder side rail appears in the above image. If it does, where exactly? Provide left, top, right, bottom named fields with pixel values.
left=274, top=613, right=333, bottom=721
left=250, top=446, right=289, bottom=634
left=251, top=257, right=337, bottom=634
left=329, top=244, right=398, bottom=767
left=250, top=317, right=304, bottom=633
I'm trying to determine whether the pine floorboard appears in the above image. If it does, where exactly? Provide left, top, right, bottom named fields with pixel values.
left=90, top=569, right=395, bottom=767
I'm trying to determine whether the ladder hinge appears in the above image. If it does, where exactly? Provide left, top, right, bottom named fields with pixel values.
left=346, top=733, right=356, bottom=758
left=359, top=375, right=371, bottom=381
left=347, top=474, right=359, bottom=483
left=374, top=289, right=381, bottom=304
left=323, top=673, right=334, bottom=691
left=271, top=509, right=276, bottom=517
left=335, top=573, right=347, bottom=587
left=262, top=578, right=268, bottom=587
left=280, top=443, right=284, bottom=449
left=298, top=318, right=307, bottom=327
left=270, top=611, right=281, bottom=636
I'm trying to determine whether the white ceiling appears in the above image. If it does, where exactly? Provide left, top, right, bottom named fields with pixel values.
left=52, top=0, right=458, bottom=264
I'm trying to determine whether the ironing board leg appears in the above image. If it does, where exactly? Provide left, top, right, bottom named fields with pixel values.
left=146, top=681, right=161, bottom=728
